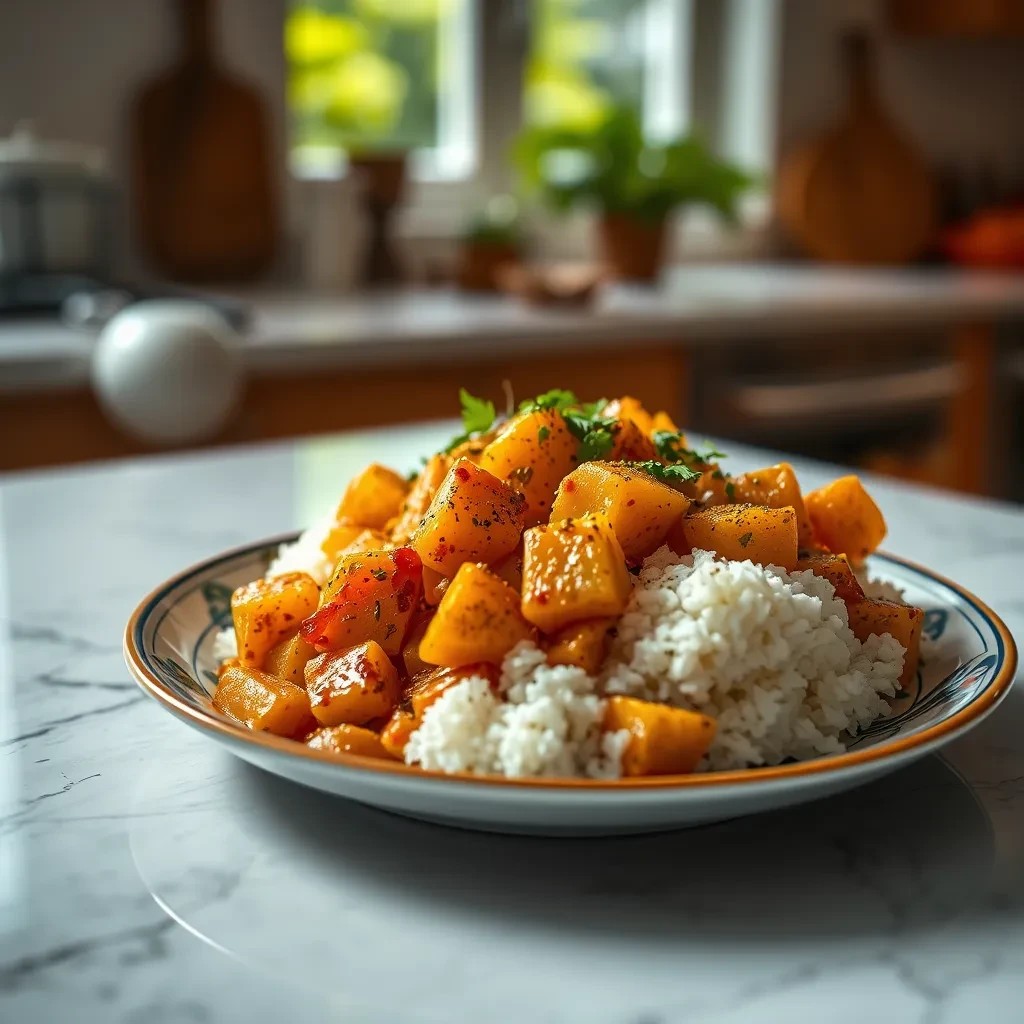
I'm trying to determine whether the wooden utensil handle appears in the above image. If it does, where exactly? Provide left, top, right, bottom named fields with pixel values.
left=841, top=29, right=874, bottom=102
left=176, top=0, right=214, bottom=64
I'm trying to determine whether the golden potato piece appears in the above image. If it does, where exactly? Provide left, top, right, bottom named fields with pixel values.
left=805, top=475, right=887, bottom=564
left=304, top=640, right=401, bottom=728
left=420, top=562, right=533, bottom=668
left=213, top=665, right=316, bottom=738
left=676, top=503, right=798, bottom=570
left=410, top=458, right=526, bottom=577
left=522, top=515, right=632, bottom=633
left=604, top=696, right=717, bottom=776
left=307, top=724, right=395, bottom=760
left=551, top=462, right=691, bottom=561
left=336, top=463, right=410, bottom=531
left=231, top=572, right=320, bottom=669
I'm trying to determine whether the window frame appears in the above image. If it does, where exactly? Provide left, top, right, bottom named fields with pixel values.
left=286, top=0, right=782, bottom=273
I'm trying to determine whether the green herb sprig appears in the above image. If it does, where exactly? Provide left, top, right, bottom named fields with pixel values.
left=443, top=388, right=497, bottom=453
left=619, top=460, right=702, bottom=485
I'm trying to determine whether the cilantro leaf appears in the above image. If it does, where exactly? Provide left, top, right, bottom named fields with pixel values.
left=563, top=412, right=617, bottom=462
left=441, top=388, right=498, bottom=453
left=619, top=460, right=702, bottom=484
left=652, top=430, right=727, bottom=467
left=519, top=388, right=578, bottom=413
left=460, top=388, right=496, bottom=435
left=537, top=425, right=550, bottom=443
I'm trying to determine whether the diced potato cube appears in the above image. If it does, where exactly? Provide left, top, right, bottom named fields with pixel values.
left=522, top=514, right=632, bottom=633
left=213, top=665, right=316, bottom=737
left=604, top=695, right=717, bottom=776
left=306, top=724, right=395, bottom=760
left=551, top=462, right=691, bottom=561
left=304, top=547, right=422, bottom=656
left=421, top=567, right=449, bottom=606
left=677, top=503, right=798, bottom=570
left=608, top=417, right=657, bottom=462
left=401, top=613, right=436, bottom=678
left=380, top=710, right=417, bottom=759
left=232, top=572, right=320, bottom=669
left=263, top=633, right=317, bottom=686
left=490, top=546, right=524, bottom=593
left=545, top=617, right=614, bottom=674
left=327, top=526, right=390, bottom=564
left=847, top=598, right=923, bottom=687
left=304, top=640, right=401, bottom=727
left=793, top=552, right=865, bottom=605
left=420, top=562, right=533, bottom=667
left=410, top=458, right=526, bottom=577
left=805, top=475, right=887, bottom=564
left=480, top=410, right=579, bottom=526
left=390, top=453, right=451, bottom=543
left=602, top=396, right=653, bottom=434
left=320, top=519, right=364, bottom=564
left=336, top=463, right=410, bottom=531
left=732, top=463, right=814, bottom=548
left=649, top=410, right=680, bottom=436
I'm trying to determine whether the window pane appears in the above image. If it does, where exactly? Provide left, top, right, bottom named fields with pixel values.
left=526, top=0, right=687, bottom=133
left=286, top=0, right=473, bottom=179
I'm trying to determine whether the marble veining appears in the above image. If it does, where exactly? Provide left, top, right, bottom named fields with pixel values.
left=1, top=424, right=1022, bottom=1024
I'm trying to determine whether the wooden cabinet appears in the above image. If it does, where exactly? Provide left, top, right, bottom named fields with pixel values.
left=887, top=0, right=1024, bottom=37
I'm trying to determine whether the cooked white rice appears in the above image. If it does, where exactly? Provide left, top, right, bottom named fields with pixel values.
left=602, top=548, right=904, bottom=770
left=214, top=528, right=906, bottom=778
left=404, top=642, right=628, bottom=779
left=266, top=514, right=336, bottom=586
left=859, top=572, right=906, bottom=604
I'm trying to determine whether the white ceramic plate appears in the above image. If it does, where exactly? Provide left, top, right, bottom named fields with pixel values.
left=125, top=533, right=1017, bottom=836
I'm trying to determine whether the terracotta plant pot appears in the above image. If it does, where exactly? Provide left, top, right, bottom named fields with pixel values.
left=597, top=213, right=668, bottom=282
left=455, top=242, right=519, bottom=292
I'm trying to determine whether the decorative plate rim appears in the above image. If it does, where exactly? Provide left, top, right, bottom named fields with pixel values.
left=124, top=532, right=1018, bottom=793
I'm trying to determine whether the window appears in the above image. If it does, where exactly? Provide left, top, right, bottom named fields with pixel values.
left=525, top=0, right=689, bottom=139
left=284, top=0, right=778, bottom=235
left=286, top=0, right=475, bottom=180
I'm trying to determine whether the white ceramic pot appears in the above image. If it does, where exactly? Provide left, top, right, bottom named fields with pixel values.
left=91, top=300, right=243, bottom=446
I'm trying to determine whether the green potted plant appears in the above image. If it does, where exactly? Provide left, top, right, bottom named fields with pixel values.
left=514, top=105, right=753, bottom=281
left=456, top=196, right=523, bottom=292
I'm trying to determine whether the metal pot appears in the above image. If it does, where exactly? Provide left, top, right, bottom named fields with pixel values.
left=0, top=122, right=114, bottom=279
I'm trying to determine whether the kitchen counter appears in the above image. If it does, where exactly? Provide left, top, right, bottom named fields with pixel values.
left=1, top=423, right=1022, bottom=1024
left=3, top=264, right=1024, bottom=395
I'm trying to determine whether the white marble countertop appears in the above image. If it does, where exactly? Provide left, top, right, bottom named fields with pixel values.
left=3, top=263, right=1024, bottom=395
left=1, top=421, right=1023, bottom=1024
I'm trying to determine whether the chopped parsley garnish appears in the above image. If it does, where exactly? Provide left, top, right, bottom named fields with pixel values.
left=653, top=430, right=727, bottom=468
left=724, top=480, right=736, bottom=501
left=564, top=411, right=617, bottom=462
left=519, top=388, right=578, bottom=413
left=442, top=388, right=498, bottom=453
left=537, top=425, right=550, bottom=444
left=738, top=531, right=753, bottom=548
left=370, top=567, right=388, bottom=581
left=460, top=388, right=497, bottom=434
left=620, top=460, right=702, bottom=484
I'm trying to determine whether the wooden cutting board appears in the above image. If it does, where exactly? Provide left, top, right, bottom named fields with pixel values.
left=130, top=0, right=278, bottom=283
left=776, top=32, right=936, bottom=264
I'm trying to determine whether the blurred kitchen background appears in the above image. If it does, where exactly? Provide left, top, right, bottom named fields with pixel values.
left=1, top=0, right=1023, bottom=500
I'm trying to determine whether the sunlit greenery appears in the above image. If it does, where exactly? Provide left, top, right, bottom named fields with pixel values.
left=515, top=105, right=754, bottom=221
left=526, top=0, right=647, bottom=130
left=286, top=1, right=451, bottom=155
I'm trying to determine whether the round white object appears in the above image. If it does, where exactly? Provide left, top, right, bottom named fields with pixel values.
left=91, top=300, right=243, bottom=446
